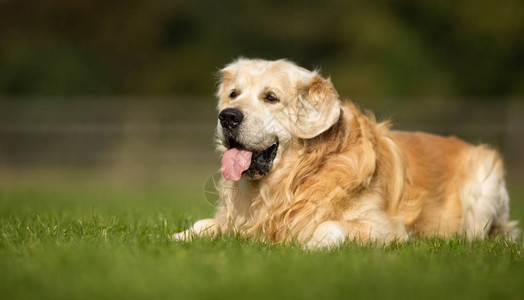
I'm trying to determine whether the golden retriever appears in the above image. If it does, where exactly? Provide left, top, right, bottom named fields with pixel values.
left=173, top=58, right=520, bottom=248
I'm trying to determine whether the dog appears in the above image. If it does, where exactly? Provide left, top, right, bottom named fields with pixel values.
left=173, top=58, right=520, bottom=248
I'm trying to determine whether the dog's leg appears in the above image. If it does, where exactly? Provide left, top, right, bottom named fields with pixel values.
left=171, top=218, right=218, bottom=241
left=306, top=214, right=409, bottom=249
left=306, top=221, right=347, bottom=249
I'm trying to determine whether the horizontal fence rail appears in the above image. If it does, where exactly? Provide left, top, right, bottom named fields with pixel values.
left=0, top=98, right=523, bottom=186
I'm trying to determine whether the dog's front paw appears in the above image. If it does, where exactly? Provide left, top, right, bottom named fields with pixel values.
left=170, top=230, right=192, bottom=241
left=170, top=218, right=218, bottom=241
left=305, top=221, right=346, bottom=250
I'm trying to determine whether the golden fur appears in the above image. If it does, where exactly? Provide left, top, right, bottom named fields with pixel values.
left=173, top=59, right=519, bottom=248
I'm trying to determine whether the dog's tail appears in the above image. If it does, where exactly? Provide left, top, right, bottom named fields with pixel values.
left=489, top=219, right=520, bottom=240
left=489, top=186, right=521, bottom=240
left=461, top=145, right=521, bottom=241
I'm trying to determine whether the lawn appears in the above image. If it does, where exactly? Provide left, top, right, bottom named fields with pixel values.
left=1, top=184, right=523, bottom=300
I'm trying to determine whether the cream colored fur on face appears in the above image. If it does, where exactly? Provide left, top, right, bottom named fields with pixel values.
left=172, top=59, right=520, bottom=248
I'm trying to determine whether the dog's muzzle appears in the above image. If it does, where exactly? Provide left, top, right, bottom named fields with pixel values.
left=220, top=139, right=279, bottom=181
left=218, top=108, right=243, bottom=131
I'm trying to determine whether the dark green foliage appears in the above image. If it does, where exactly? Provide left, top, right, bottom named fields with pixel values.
left=0, top=0, right=523, bottom=98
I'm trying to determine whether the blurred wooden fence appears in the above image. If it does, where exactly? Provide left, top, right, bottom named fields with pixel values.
left=0, top=98, right=522, bottom=187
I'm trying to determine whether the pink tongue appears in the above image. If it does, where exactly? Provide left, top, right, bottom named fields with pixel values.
left=221, top=148, right=253, bottom=181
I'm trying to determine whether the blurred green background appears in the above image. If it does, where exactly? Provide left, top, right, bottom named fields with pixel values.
left=1, top=0, right=524, bottom=97
left=0, top=0, right=523, bottom=188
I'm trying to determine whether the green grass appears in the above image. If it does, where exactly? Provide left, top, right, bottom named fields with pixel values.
left=1, top=185, right=523, bottom=300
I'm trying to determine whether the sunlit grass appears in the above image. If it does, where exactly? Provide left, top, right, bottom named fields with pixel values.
left=0, top=185, right=523, bottom=299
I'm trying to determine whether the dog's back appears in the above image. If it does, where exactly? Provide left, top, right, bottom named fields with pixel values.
left=391, top=131, right=520, bottom=239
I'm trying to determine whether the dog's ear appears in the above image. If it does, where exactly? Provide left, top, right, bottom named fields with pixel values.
left=217, top=67, right=233, bottom=96
left=293, top=74, right=341, bottom=139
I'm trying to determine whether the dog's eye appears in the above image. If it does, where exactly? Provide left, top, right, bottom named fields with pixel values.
left=229, top=90, right=238, bottom=99
left=264, top=93, right=279, bottom=103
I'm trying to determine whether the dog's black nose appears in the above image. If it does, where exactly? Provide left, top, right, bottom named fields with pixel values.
left=219, top=108, right=244, bottom=129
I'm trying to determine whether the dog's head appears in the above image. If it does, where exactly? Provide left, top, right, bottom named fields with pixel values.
left=217, top=58, right=341, bottom=181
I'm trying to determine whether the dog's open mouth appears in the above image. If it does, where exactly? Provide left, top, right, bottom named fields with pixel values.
left=220, top=141, right=279, bottom=181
